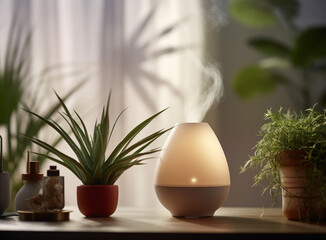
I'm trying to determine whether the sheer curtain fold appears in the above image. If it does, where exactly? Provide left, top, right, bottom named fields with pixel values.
left=1, top=0, right=205, bottom=208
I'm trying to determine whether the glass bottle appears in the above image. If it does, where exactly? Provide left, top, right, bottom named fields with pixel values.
left=14, top=153, right=43, bottom=211
left=43, top=166, right=64, bottom=210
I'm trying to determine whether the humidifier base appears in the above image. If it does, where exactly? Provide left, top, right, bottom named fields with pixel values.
left=155, top=186, right=230, bottom=218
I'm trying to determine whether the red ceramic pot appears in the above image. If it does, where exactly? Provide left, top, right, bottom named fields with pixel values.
left=77, top=185, right=118, bottom=217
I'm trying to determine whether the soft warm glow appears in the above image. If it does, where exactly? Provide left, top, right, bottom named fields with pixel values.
left=191, top=177, right=197, bottom=183
left=155, top=123, right=230, bottom=187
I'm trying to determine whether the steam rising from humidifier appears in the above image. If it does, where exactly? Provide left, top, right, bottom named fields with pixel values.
left=154, top=123, right=230, bottom=217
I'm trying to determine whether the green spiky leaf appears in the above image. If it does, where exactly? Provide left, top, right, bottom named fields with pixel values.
left=25, top=93, right=169, bottom=185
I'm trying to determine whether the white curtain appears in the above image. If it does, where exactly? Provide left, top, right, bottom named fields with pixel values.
left=0, top=0, right=215, bottom=208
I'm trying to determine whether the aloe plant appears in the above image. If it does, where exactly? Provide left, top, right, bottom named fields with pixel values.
left=25, top=92, right=169, bottom=185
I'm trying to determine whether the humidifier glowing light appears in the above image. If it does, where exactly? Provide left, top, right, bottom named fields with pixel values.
left=154, top=123, right=230, bottom=217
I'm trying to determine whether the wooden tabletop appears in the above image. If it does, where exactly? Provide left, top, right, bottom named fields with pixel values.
left=1, top=207, right=326, bottom=239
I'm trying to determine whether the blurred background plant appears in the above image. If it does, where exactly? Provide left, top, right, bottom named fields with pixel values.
left=230, top=0, right=326, bottom=110
left=0, top=13, right=83, bottom=211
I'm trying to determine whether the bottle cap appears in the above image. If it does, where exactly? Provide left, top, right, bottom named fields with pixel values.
left=22, top=152, right=43, bottom=181
left=47, top=166, right=60, bottom=176
left=22, top=161, right=43, bottom=181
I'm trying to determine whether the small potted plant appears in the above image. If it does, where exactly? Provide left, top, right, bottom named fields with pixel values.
left=242, top=107, right=326, bottom=221
left=25, top=92, right=169, bottom=217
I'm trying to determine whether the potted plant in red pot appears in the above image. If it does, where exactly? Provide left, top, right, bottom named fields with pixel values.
left=24, top=92, right=169, bottom=217
left=242, top=107, right=326, bottom=222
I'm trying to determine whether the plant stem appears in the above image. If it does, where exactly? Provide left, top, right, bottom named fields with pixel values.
left=6, top=120, right=13, bottom=164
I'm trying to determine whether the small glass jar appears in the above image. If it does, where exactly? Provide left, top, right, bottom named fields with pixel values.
left=43, top=166, right=64, bottom=210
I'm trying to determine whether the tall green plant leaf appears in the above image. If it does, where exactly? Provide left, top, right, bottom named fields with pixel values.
left=232, top=64, right=286, bottom=99
left=248, top=37, right=291, bottom=58
left=230, top=0, right=276, bottom=28
left=230, top=0, right=299, bottom=28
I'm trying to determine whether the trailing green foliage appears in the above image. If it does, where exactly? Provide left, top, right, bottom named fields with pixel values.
left=25, top=92, right=169, bottom=185
left=242, top=107, right=326, bottom=204
left=230, top=0, right=326, bottom=109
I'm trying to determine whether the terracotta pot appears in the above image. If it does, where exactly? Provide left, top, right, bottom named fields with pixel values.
left=77, top=185, right=118, bottom=217
left=279, top=150, right=326, bottom=221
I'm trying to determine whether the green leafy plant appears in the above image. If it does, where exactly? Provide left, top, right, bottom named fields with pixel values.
left=241, top=106, right=326, bottom=206
left=0, top=15, right=83, bottom=210
left=230, top=0, right=326, bottom=109
left=25, top=92, right=169, bottom=185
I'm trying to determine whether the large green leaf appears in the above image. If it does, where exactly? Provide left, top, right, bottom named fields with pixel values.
left=248, top=37, right=291, bottom=58
left=230, top=0, right=276, bottom=28
left=291, top=27, right=326, bottom=67
left=230, top=0, right=299, bottom=28
left=232, top=64, right=285, bottom=99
